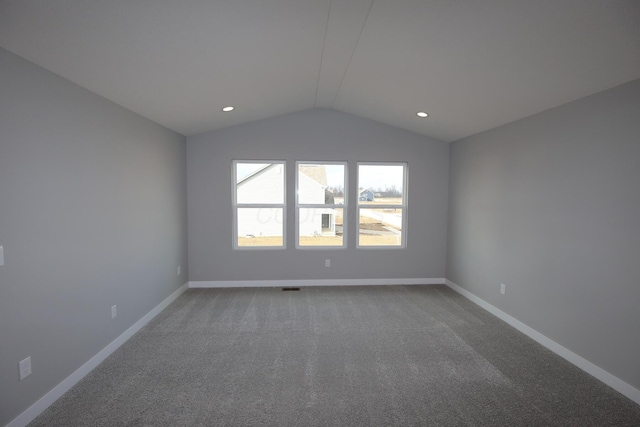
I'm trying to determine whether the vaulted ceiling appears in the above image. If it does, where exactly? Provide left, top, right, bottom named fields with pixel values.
left=1, top=0, right=639, bottom=141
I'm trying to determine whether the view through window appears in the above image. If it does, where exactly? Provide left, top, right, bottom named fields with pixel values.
left=233, top=160, right=407, bottom=249
left=357, top=163, right=407, bottom=248
left=234, top=161, right=285, bottom=248
left=297, top=162, right=346, bottom=247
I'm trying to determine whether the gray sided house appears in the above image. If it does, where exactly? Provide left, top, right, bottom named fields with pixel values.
left=359, top=188, right=375, bottom=202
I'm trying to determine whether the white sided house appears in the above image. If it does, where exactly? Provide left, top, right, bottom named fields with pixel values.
left=298, top=165, right=337, bottom=237
left=236, top=164, right=336, bottom=238
left=236, top=164, right=285, bottom=238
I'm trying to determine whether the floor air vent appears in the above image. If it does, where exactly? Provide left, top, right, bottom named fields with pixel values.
left=282, top=287, right=301, bottom=291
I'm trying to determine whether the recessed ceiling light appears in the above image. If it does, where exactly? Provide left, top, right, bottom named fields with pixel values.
left=416, top=111, right=428, bottom=118
left=222, top=106, right=234, bottom=112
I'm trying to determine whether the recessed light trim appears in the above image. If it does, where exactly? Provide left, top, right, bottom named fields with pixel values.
left=416, top=111, right=428, bottom=118
left=222, top=106, right=235, bottom=112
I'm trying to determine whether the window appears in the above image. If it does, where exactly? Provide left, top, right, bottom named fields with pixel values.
left=296, top=162, right=346, bottom=248
left=232, top=160, right=405, bottom=249
left=357, top=163, right=407, bottom=248
left=233, top=161, right=285, bottom=248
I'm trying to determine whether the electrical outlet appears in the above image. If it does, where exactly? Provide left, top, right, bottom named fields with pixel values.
left=0, top=245, right=4, bottom=266
left=500, top=283, right=506, bottom=295
left=111, top=305, right=117, bottom=319
left=177, top=265, right=181, bottom=276
left=19, top=357, right=31, bottom=380
left=325, top=259, right=330, bottom=267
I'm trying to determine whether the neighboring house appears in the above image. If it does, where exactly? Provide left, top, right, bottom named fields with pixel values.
left=359, top=188, right=375, bottom=201
left=236, top=164, right=285, bottom=238
left=298, top=165, right=337, bottom=237
left=237, top=164, right=336, bottom=237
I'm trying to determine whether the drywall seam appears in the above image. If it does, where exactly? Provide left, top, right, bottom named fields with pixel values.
left=445, top=279, right=640, bottom=405
left=6, top=283, right=189, bottom=427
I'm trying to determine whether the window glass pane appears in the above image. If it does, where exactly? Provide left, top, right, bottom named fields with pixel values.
left=298, top=208, right=343, bottom=246
left=237, top=208, right=283, bottom=247
left=358, top=208, right=403, bottom=247
left=297, top=163, right=345, bottom=205
left=236, top=162, right=284, bottom=204
left=357, top=164, right=404, bottom=205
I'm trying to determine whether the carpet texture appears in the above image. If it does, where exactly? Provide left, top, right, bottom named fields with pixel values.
left=29, top=285, right=640, bottom=426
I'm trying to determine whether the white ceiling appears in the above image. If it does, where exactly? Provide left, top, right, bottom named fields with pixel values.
left=1, top=0, right=639, bottom=141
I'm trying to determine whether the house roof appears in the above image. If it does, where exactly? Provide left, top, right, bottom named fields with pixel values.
left=238, top=164, right=328, bottom=188
left=237, top=164, right=276, bottom=186
left=298, top=165, right=328, bottom=187
left=1, top=1, right=639, bottom=142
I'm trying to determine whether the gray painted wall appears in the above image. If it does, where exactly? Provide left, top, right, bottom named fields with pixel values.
left=0, top=49, right=188, bottom=425
left=3, top=41, right=636, bottom=424
left=187, top=109, right=449, bottom=281
left=447, top=79, right=640, bottom=391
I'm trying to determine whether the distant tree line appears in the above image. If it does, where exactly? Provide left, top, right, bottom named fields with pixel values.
left=327, top=185, right=402, bottom=198
left=374, top=185, right=402, bottom=198
left=327, top=185, right=345, bottom=197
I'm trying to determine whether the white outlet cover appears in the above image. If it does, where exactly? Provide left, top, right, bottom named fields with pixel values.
left=19, top=357, right=31, bottom=380
left=325, top=259, right=330, bottom=267
left=111, top=305, right=117, bottom=319
left=500, top=284, right=506, bottom=295
left=0, top=245, right=4, bottom=266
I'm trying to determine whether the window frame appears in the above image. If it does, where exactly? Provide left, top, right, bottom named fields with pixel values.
left=356, top=162, right=408, bottom=249
left=295, top=161, right=348, bottom=250
left=233, top=160, right=286, bottom=250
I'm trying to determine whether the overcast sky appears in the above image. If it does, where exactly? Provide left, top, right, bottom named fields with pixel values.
left=315, top=164, right=405, bottom=191
left=236, top=162, right=404, bottom=191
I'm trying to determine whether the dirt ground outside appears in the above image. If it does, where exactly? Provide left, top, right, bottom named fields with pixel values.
left=358, top=197, right=403, bottom=206
left=237, top=198, right=403, bottom=246
left=238, top=235, right=400, bottom=247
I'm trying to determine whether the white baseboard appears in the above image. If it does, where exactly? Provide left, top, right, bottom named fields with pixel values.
left=7, top=283, right=189, bottom=427
left=189, top=278, right=445, bottom=288
left=445, top=279, right=640, bottom=406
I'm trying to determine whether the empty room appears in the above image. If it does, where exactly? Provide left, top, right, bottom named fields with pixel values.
left=1, top=1, right=639, bottom=426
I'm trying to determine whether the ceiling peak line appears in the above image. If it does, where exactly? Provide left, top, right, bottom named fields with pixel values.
left=314, top=0, right=334, bottom=108
left=329, top=0, right=375, bottom=109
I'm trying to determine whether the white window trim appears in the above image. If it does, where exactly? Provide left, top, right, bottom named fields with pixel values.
left=295, top=161, right=348, bottom=250
left=233, top=160, right=286, bottom=250
left=356, top=162, right=408, bottom=249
